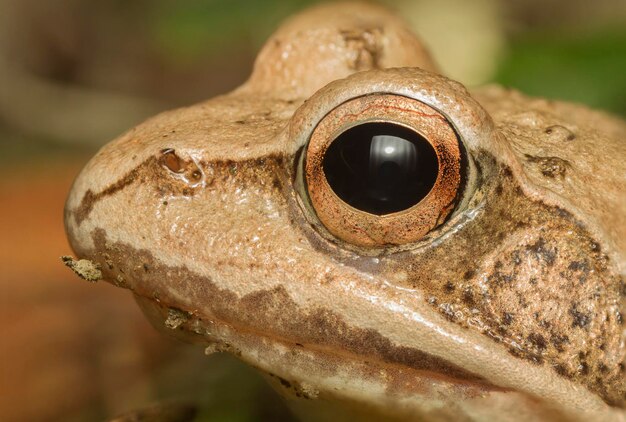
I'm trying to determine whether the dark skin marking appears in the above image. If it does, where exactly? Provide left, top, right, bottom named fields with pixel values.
left=554, top=364, right=568, bottom=376
left=526, top=238, right=556, bottom=266
left=86, top=228, right=492, bottom=388
left=570, top=305, right=592, bottom=329
left=74, top=156, right=156, bottom=224
left=73, top=152, right=285, bottom=225
left=527, top=333, right=547, bottom=351
left=275, top=375, right=292, bottom=389
left=462, top=289, right=475, bottom=306
left=508, top=346, right=543, bottom=365
left=524, top=154, right=570, bottom=179
left=463, top=270, right=475, bottom=280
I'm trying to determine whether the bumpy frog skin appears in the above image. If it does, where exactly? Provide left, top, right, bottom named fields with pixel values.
left=64, top=3, right=626, bottom=421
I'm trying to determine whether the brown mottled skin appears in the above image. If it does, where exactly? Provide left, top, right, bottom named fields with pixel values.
left=64, top=3, right=626, bottom=422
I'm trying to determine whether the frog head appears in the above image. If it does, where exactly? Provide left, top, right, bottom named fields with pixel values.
left=64, top=3, right=626, bottom=421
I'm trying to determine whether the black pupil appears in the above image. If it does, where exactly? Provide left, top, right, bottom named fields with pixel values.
left=322, top=122, right=439, bottom=215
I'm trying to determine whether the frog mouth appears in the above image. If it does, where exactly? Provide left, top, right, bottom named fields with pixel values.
left=133, top=291, right=503, bottom=397
left=132, top=292, right=575, bottom=422
left=82, top=227, right=503, bottom=402
left=68, top=227, right=613, bottom=421
left=71, top=226, right=486, bottom=388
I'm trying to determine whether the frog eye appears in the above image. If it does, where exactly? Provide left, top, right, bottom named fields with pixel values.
left=303, top=94, right=462, bottom=248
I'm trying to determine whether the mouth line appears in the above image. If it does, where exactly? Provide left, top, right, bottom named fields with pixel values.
left=85, top=228, right=504, bottom=400
left=135, top=293, right=505, bottom=397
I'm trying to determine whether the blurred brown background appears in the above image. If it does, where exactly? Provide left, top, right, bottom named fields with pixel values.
left=1, top=0, right=625, bottom=421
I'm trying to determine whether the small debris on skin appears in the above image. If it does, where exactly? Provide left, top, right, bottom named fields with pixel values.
left=165, top=307, right=191, bottom=329
left=61, top=256, right=102, bottom=282
left=204, top=343, right=220, bottom=356
left=298, top=382, right=320, bottom=399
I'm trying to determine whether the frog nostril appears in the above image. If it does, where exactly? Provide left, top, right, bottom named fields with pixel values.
left=161, top=148, right=184, bottom=173
left=323, top=122, right=438, bottom=215
left=304, top=94, right=462, bottom=248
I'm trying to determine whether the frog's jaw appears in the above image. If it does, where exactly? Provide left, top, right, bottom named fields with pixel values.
left=133, top=295, right=567, bottom=422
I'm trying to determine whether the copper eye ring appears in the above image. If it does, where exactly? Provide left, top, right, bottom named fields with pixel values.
left=304, top=94, right=462, bottom=247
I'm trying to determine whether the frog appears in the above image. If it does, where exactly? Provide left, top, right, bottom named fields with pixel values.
left=63, top=2, right=626, bottom=421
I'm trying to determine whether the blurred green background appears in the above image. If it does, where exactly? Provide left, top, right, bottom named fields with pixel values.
left=0, top=0, right=624, bottom=421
